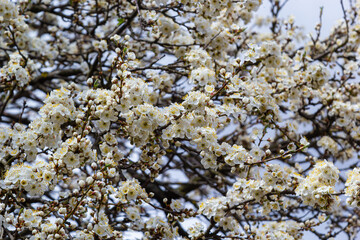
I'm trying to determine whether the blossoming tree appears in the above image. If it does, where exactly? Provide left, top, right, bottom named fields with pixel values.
left=1, top=0, right=360, bottom=239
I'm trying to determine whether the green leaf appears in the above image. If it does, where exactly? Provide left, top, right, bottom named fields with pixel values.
left=117, top=18, right=124, bottom=26
left=94, top=79, right=100, bottom=88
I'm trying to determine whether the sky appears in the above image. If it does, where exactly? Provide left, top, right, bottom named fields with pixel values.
left=257, top=0, right=347, bottom=36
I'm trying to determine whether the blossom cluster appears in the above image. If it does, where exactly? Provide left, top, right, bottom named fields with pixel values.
left=345, top=168, right=360, bottom=207
left=0, top=52, right=31, bottom=87
left=295, top=161, right=340, bottom=211
left=1, top=160, right=55, bottom=196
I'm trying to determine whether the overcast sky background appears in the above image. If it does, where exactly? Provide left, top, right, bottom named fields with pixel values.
left=258, top=0, right=346, bottom=36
